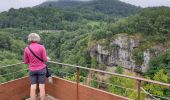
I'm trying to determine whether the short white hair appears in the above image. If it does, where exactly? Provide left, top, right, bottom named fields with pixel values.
left=28, top=33, right=40, bottom=43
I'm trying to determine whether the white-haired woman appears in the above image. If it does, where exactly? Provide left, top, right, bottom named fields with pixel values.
left=24, top=33, right=47, bottom=100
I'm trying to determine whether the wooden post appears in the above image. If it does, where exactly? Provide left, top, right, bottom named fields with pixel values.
left=137, top=80, right=141, bottom=100
left=76, top=67, right=80, bottom=100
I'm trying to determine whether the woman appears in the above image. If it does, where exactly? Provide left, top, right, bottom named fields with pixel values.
left=24, top=33, right=47, bottom=100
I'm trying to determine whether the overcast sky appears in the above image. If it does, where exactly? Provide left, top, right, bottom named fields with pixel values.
left=0, top=0, right=170, bottom=12
left=120, top=0, right=170, bottom=7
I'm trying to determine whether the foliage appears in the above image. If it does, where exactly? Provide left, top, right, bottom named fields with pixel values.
left=0, top=59, right=27, bottom=83
left=146, top=50, right=170, bottom=80
left=0, top=0, right=141, bottom=30
left=144, top=69, right=170, bottom=98
left=90, top=79, right=99, bottom=88
left=91, top=57, right=98, bottom=68
left=39, top=0, right=140, bottom=17
left=132, top=49, right=144, bottom=66
left=115, top=65, right=124, bottom=74
left=0, top=32, right=12, bottom=50
left=64, top=73, right=84, bottom=82
left=145, top=50, right=170, bottom=98
left=98, top=63, right=107, bottom=70
left=108, top=74, right=145, bottom=99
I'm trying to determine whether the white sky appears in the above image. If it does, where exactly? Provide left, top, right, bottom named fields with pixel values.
left=0, top=0, right=47, bottom=12
left=120, top=0, right=170, bottom=7
left=0, top=0, right=170, bottom=12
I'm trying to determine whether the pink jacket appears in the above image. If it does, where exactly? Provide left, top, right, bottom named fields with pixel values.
left=24, top=42, right=47, bottom=71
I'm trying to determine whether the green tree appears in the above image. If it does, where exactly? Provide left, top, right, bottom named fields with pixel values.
left=144, top=69, right=169, bottom=97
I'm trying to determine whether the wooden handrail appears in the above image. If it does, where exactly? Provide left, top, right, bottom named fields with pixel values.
left=48, top=61, right=170, bottom=87
left=48, top=61, right=170, bottom=100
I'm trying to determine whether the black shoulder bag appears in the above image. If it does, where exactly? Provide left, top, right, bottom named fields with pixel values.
left=28, top=46, right=51, bottom=78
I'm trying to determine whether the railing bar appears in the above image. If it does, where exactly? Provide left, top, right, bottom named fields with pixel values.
left=51, top=71, right=139, bottom=93
left=1, top=61, right=170, bottom=87
left=0, top=69, right=28, bottom=77
left=50, top=72, right=169, bottom=99
left=49, top=69, right=137, bottom=92
left=80, top=76, right=138, bottom=92
left=141, top=87, right=157, bottom=100
left=49, top=69, right=155, bottom=96
left=54, top=71, right=74, bottom=76
left=0, top=62, right=24, bottom=69
left=48, top=68, right=75, bottom=76
left=152, top=94, right=170, bottom=100
left=48, top=61, right=170, bottom=87
left=141, top=87, right=170, bottom=100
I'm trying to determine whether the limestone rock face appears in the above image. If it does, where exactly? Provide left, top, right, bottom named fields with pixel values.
left=90, top=33, right=154, bottom=72
left=141, top=49, right=150, bottom=72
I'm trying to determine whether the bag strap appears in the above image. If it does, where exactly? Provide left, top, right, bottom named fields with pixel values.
left=28, top=46, right=44, bottom=62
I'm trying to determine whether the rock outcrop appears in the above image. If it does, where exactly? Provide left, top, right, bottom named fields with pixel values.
left=90, top=33, right=155, bottom=72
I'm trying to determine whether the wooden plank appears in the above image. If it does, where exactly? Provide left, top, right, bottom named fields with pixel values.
left=0, top=77, right=30, bottom=100
left=46, top=76, right=129, bottom=100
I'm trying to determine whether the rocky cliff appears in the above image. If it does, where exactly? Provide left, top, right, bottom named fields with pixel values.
left=90, top=33, right=166, bottom=73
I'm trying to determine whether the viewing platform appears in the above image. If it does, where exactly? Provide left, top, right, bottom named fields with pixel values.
left=0, top=61, right=170, bottom=100
left=0, top=76, right=129, bottom=100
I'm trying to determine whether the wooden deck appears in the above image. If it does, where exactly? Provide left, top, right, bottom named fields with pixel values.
left=26, top=94, right=59, bottom=100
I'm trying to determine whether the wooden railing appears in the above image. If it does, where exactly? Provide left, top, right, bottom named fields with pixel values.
left=1, top=61, right=170, bottom=100
left=48, top=61, right=170, bottom=100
